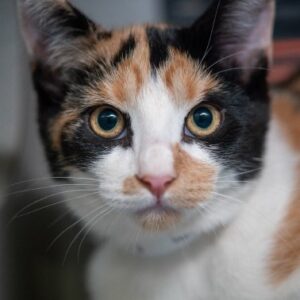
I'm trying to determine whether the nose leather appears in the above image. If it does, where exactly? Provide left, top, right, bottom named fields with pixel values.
left=138, top=175, right=175, bottom=199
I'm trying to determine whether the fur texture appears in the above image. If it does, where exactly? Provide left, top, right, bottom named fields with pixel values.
left=19, top=0, right=300, bottom=299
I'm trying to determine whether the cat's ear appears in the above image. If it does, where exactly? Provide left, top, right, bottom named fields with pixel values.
left=192, top=0, right=275, bottom=84
left=18, top=0, right=102, bottom=66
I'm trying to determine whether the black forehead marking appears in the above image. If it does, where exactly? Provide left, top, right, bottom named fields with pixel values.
left=146, top=27, right=172, bottom=71
left=112, top=35, right=136, bottom=67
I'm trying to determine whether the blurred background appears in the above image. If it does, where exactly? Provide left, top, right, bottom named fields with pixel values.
left=0, top=0, right=299, bottom=299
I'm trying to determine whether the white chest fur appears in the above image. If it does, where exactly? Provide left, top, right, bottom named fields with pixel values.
left=87, top=120, right=300, bottom=300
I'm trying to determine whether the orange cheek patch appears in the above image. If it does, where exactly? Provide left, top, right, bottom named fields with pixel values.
left=170, top=144, right=216, bottom=208
left=161, top=49, right=220, bottom=104
left=123, top=176, right=142, bottom=195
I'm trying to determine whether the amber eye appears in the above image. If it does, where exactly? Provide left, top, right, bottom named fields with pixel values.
left=90, top=106, right=125, bottom=139
left=186, top=104, right=222, bottom=138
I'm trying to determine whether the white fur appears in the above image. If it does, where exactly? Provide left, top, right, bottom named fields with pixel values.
left=62, top=76, right=300, bottom=299
left=85, top=116, right=300, bottom=300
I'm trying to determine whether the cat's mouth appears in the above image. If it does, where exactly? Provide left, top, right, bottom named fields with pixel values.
left=135, top=205, right=181, bottom=232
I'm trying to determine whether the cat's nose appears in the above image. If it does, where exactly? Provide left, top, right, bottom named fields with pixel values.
left=138, top=175, right=175, bottom=199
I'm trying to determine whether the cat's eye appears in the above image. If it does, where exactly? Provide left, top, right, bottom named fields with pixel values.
left=90, top=106, right=125, bottom=139
left=186, top=104, right=222, bottom=138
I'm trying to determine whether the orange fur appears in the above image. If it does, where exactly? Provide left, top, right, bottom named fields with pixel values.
left=161, top=49, right=220, bottom=104
left=272, top=92, right=300, bottom=150
left=269, top=91, right=300, bottom=284
left=50, top=111, right=79, bottom=151
left=123, top=177, right=141, bottom=196
left=171, top=144, right=216, bottom=208
left=123, top=144, right=216, bottom=231
left=80, top=26, right=150, bottom=108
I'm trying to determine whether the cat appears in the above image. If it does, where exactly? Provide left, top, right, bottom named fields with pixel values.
left=18, top=0, right=300, bottom=299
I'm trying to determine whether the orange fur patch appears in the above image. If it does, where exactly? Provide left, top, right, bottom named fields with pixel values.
left=123, top=144, right=216, bottom=231
left=272, top=92, right=300, bottom=150
left=82, top=26, right=150, bottom=108
left=269, top=92, right=300, bottom=284
left=123, top=176, right=141, bottom=196
left=161, top=49, right=220, bottom=104
left=50, top=111, right=79, bottom=151
left=269, top=167, right=300, bottom=284
left=170, top=144, right=216, bottom=208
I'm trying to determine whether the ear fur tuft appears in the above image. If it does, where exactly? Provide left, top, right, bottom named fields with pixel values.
left=192, top=0, right=275, bottom=83
left=18, top=0, right=99, bottom=65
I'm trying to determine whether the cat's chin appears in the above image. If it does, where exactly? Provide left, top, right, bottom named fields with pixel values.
left=134, top=205, right=181, bottom=232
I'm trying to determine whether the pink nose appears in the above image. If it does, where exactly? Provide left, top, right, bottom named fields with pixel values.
left=138, top=175, right=175, bottom=199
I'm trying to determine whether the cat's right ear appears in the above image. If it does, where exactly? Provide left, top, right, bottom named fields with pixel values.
left=18, top=0, right=103, bottom=67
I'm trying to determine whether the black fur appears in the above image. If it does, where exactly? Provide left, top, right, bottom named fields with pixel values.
left=60, top=115, right=133, bottom=171
left=147, top=27, right=171, bottom=71
left=112, top=35, right=136, bottom=67
left=51, top=3, right=97, bottom=38
left=184, top=86, right=269, bottom=180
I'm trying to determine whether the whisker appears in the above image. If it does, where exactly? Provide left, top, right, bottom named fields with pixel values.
left=76, top=208, right=123, bottom=262
left=76, top=206, right=117, bottom=262
left=47, top=198, right=100, bottom=229
left=47, top=204, right=110, bottom=253
left=48, top=211, right=72, bottom=228
left=9, top=189, right=99, bottom=224
left=63, top=206, right=113, bottom=265
left=205, top=50, right=246, bottom=72
left=6, top=183, right=98, bottom=197
left=215, top=67, right=269, bottom=76
left=218, top=167, right=263, bottom=179
left=9, top=176, right=99, bottom=187
left=16, top=191, right=99, bottom=220
left=200, top=0, right=221, bottom=65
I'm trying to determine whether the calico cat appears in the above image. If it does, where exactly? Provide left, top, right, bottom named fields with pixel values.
left=19, top=0, right=300, bottom=299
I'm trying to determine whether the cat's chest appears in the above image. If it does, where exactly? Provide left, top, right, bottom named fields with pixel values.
left=87, top=238, right=271, bottom=300
left=87, top=242, right=212, bottom=300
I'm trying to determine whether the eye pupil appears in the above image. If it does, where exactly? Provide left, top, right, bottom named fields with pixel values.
left=193, top=107, right=213, bottom=129
left=98, top=109, right=118, bottom=131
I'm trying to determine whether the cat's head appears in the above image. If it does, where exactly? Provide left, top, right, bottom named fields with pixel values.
left=19, top=0, right=275, bottom=255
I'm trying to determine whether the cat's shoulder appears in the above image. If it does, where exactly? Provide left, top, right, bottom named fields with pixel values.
left=271, top=76, right=300, bottom=152
left=269, top=77, right=300, bottom=287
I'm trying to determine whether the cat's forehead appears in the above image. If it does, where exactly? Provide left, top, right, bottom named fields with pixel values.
left=67, top=24, right=220, bottom=110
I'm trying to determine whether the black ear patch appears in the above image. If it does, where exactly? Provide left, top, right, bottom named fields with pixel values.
left=50, top=3, right=97, bottom=38
left=19, top=0, right=100, bottom=62
left=188, top=0, right=275, bottom=86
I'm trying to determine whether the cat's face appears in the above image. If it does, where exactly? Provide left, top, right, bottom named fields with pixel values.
left=20, top=0, right=275, bottom=254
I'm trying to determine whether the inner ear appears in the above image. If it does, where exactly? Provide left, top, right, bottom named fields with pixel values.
left=189, top=0, right=275, bottom=85
left=19, top=0, right=103, bottom=65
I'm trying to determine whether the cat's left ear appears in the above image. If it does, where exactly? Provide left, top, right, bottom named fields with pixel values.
left=191, top=0, right=275, bottom=84
left=18, top=0, right=102, bottom=67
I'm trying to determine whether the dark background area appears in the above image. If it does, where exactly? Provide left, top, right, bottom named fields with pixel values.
left=0, top=1, right=299, bottom=300
left=164, top=0, right=300, bottom=38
